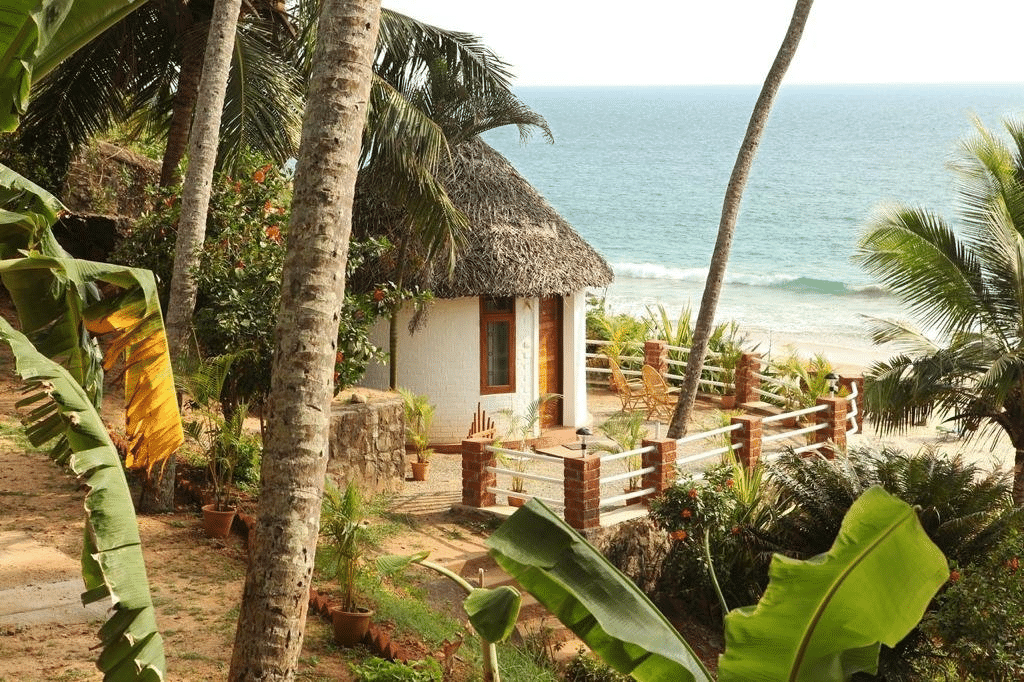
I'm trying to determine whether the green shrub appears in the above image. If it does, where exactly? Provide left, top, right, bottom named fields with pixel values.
left=916, top=528, right=1024, bottom=681
left=111, top=157, right=417, bottom=406
left=349, top=657, right=442, bottom=681
left=561, top=651, right=631, bottom=681
left=649, top=459, right=775, bottom=616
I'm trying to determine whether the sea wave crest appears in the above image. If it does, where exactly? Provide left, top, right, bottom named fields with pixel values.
left=611, top=263, right=888, bottom=297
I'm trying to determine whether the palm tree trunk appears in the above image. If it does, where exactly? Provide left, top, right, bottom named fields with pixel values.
left=164, top=0, right=242, bottom=355
left=227, top=0, right=381, bottom=677
left=389, top=227, right=412, bottom=389
left=1014, top=448, right=1024, bottom=506
left=667, top=0, right=814, bottom=439
left=144, top=0, right=241, bottom=513
left=159, top=31, right=206, bottom=187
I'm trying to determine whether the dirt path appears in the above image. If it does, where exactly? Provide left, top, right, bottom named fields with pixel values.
left=0, top=379, right=352, bottom=681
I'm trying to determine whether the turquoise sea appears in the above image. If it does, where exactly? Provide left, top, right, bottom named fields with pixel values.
left=483, top=84, right=1024, bottom=364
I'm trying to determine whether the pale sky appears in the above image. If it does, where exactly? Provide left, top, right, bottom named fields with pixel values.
left=382, top=1, right=1024, bottom=87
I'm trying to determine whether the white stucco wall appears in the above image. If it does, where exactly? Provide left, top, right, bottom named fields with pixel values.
left=361, top=292, right=590, bottom=443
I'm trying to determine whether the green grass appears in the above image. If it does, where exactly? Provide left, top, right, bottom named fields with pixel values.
left=360, top=576, right=465, bottom=648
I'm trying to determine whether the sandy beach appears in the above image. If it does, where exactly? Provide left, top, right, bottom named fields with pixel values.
left=740, top=329, right=1017, bottom=478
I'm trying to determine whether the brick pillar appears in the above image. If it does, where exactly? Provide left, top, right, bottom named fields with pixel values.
left=462, top=438, right=496, bottom=508
left=644, top=339, right=668, bottom=375
left=839, top=375, right=864, bottom=434
left=813, top=396, right=848, bottom=458
left=730, top=415, right=762, bottom=470
left=734, top=352, right=762, bottom=404
left=641, top=438, right=677, bottom=505
left=564, top=455, right=601, bottom=531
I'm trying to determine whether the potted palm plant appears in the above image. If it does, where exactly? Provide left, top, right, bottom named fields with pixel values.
left=397, top=387, right=434, bottom=481
left=179, top=352, right=259, bottom=538
left=321, top=480, right=373, bottom=646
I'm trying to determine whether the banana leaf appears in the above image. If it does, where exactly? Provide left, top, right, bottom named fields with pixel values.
left=0, top=317, right=165, bottom=681
left=485, top=500, right=713, bottom=682
left=718, top=485, right=948, bottom=681
left=0, top=168, right=182, bottom=471
left=0, top=0, right=148, bottom=132
left=0, top=254, right=183, bottom=470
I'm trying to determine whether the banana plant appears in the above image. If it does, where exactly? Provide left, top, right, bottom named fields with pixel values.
left=0, top=318, right=165, bottom=680
left=486, top=486, right=949, bottom=682
left=0, top=171, right=180, bottom=682
left=0, top=0, right=149, bottom=132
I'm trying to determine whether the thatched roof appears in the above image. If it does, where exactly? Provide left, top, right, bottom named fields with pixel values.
left=352, top=137, right=613, bottom=298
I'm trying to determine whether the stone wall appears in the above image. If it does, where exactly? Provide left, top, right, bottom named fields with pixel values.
left=328, top=389, right=405, bottom=493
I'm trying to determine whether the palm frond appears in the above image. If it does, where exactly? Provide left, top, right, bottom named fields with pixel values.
left=218, top=19, right=304, bottom=173
left=376, top=9, right=514, bottom=98
left=855, top=204, right=986, bottom=336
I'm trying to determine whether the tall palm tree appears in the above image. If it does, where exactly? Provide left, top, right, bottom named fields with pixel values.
left=228, top=0, right=381, bottom=676
left=667, top=0, right=814, bottom=438
left=12, top=0, right=305, bottom=187
left=854, top=118, right=1024, bottom=505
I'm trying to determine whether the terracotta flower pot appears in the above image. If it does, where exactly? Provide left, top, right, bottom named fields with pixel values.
left=410, top=461, right=430, bottom=481
left=201, top=504, right=236, bottom=539
left=507, top=494, right=527, bottom=508
left=331, top=606, right=373, bottom=646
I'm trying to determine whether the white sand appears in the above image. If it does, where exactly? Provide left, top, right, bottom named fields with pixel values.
left=740, top=328, right=1017, bottom=476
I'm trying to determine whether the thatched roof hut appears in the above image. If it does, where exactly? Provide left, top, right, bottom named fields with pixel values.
left=352, top=137, right=613, bottom=297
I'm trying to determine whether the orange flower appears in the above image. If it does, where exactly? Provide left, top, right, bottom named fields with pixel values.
left=726, top=479, right=735, bottom=488
left=253, top=169, right=266, bottom=183
left=373, top=289, right=385, bottom=302
left=263, top=200, right=273, bottom=214
left=266, top=225, right=282, bottom=242
left=336, top=351, right=345, bottom=363
left=1008, top=557, right=1019, bottom=572
left=681, top=508, right=692, bottom=519
left=949, top=569, right=961, bottom=583
left=687, top=488, right=699, bottom=499
left=670, top=530, right=688, bottom=541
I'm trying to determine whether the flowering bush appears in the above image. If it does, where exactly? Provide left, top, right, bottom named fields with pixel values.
left=914, top=528, right=1024, bottom=680
left=112, top=157, right=419, bottom=407
left=649, top=462, right=773, bottom=616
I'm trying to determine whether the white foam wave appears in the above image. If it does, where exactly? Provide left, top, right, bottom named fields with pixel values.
left=611, top=261, right=798, bottom=287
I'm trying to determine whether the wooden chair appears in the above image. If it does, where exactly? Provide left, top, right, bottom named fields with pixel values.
left=607, top=357, right=645, bottom=412
left=467, top=402, right=496, bottom=439
left=641, top=364, right=679, bottom=421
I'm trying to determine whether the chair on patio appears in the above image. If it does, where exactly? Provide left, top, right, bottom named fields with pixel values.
left=642, top=364, right=679, bottom=421
left=607, top=357, right=645, bottom=412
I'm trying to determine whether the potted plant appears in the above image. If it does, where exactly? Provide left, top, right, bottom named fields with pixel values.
left=179, top=352, right=259, bottom=538
left=595, top=411, right=649, bottom=493
left=397, top=387, right=434, bottom=481
left=321, top=480, right=373, bottom=646
left=498, top=394, right=559, bottom=506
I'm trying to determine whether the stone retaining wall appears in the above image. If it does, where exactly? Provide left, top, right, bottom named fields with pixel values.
left=328, top=389, right=405, bottom=493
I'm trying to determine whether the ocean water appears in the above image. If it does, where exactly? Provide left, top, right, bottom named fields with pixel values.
left=483, top=84, right=1024, bottom=362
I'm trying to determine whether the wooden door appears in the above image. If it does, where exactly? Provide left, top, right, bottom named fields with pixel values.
left=538, top=295, right=563, bottom=428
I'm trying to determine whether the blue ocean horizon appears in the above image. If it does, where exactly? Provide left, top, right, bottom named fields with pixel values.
left=482, top=83, right=1024, bottom=363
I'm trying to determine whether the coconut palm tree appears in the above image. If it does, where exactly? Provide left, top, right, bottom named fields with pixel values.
left=666, top=0, right=814, bottom=439
left=854, top=118, right=1024, bottom=505
left=228, top=0, right=380, bottom=676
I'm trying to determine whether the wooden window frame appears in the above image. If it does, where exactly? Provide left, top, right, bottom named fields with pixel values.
left=480, top=296, right=516, bottom=394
